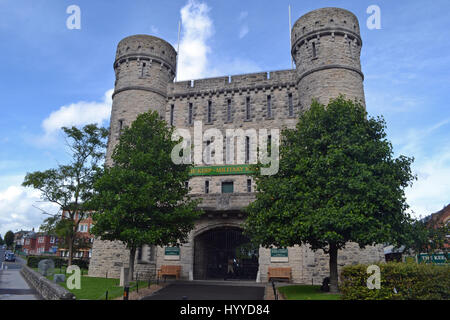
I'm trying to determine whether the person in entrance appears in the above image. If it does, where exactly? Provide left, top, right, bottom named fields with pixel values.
left=225, top=257, right=234, bottom=280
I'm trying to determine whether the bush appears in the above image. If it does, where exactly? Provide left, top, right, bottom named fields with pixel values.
left=340, top=262, right=450, bottom=300
left=26, top=256, right=89, bottom=270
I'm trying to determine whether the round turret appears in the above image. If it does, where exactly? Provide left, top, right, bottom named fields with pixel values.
left=291, top=8, right=365, bottom=110
left=107, top=35, right=177, bottom=164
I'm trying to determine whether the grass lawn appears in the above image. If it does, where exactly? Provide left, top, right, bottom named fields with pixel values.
left=32, top=267, right=148, bottom=300
left=58, top=276, right=150, bottom=300
left=277, top=285, right=341, bottom=300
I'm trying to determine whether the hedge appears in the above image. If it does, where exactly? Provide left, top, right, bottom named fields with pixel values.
left=27, top=256, right=89, bottom=270
left=340, top=262, right=450, bottom=300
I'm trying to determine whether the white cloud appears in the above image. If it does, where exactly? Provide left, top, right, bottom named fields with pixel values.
left=238, top=11, right=248, bottom=21
left=239, top=25, right=249, bottom=39
left=392, top=119, right=450, bottom=219
left=177, top=0, right=214, bottom=81
left=38, top=89, right=113, bottom=145
left=0, top=181, right=59, bottom=237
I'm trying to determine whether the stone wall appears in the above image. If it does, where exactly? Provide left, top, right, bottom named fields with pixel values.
left=21, top=265, right=75, bottom=300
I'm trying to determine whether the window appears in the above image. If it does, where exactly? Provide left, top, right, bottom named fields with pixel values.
left=245, top=97, right=251, bottom=120
left=170, top=104, right=174, bottom=126
left=50, top=237, right=55, bottom=244
left=141, top=62, right=146, bottom=77
left=188, top=103, right=193, bottom=125
left=227, top=99, right=232, bottom=122
left=267, top=95, right=272, bottom=118
left=185, top=181, right=189, bottom=189
left=247, top=179, right=252, bottom=192
left=312, top=42, right=317, bottom=58
left=206, top=140, right=211, bottom=164
left=221, top=181, right=234, bottom=194
left=118, top=120, right=123, bottom=135
left=38, top=237, right=44, bottom=243
left=245, top=136, right=250, bottom=164
left=288, top=93, right=294, bottom=117
left=207, top=101, right=212, bottom=123
left=137, top=247, right=142, bottom=261
left=205, top=180, right=209, bottom=194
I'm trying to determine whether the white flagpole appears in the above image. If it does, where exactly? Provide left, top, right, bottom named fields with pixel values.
left=289, top=5, right=293, bottom=69
left=176, top=20, right=181, bottom=82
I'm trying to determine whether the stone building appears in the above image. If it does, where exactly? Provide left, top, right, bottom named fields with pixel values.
left=88, top=7, right=384, bottom=284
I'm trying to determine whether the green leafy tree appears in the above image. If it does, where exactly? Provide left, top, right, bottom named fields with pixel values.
left=244, top=97, right=416, bottom=293
left=22, top=124, right=108, bottom=265
left=90, top=111, right=201, bottom=282
left=4, top=230, right=14, bottom=249
left=404, top=218, right=449, bottom=258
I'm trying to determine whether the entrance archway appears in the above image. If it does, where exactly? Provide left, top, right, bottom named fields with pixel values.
left=193, top=227, right=259, bottom=280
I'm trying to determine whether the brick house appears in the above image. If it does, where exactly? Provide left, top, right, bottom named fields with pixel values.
left=58, top=210, right=95, bottom=259
left=424, top=204, right=450, bottom=249
left=23, top=231, right=58, bottom=256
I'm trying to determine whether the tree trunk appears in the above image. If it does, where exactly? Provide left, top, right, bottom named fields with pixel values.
left=68, top=236, right=73, bottom=266
left=128, top=247, right=136, bottom=283
left=329, top=243, right=339, bottom=293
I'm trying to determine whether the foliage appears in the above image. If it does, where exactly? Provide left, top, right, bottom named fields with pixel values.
left=403, top=218, right=449, bottom=255
left=90, top=111, right=202, bottom=280
left=278, top=285, right=341, bottom=300
left=340, top=262, right=450, bottom=300
left=244, top=97, right=416, bottom=293
left=22, top=124, right=108, bottom=265
left=4, top=230, right=14, bottom=248
left=27, top=255, right=89, bottom=269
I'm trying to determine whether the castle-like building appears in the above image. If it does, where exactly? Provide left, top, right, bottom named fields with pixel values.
left=88, top=7, right=384, bottom=283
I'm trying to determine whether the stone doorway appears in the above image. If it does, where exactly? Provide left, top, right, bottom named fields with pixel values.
left=193, top=227, right=259, bottom=280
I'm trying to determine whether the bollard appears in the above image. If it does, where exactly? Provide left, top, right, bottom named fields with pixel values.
left=123, top=286, right=130, bottom=300
left=272, top=280, right=278, bottom=300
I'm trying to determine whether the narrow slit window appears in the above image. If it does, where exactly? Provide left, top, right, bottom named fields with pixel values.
left=267, top=95, right=272, bottom=118
left=246, top=97, right=251, bottom=120
left=206, top=140, right=211, bottom=164
left=245, top=136, right=250, bottom=164
left=207, top=101, right=212, bottom=123
left=170, top=104, right=174, bottom=126
left=118, top=120, right=124, bottom=136
left=312, top=42, right=317, bottom=58
left=141, top=62, right=146, bottom=77
left=227, top=99, right=232, bottom=122
left=247, top=179, right=252, bottom=193
left=188, top=103, right=193, bottom=125
left=205, top=180, right=209, bottom=194
left=288, top=93, right=293, bottom=117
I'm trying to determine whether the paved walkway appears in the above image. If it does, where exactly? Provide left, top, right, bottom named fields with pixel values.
left=142, top=281, right=265, bottom=300
left=0, top=257, right=40, bottom=300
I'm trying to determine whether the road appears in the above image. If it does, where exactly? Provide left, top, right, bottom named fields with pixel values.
left=142, top=282, right=265, bottom=300
left=0, top=252, right=40, bottom=300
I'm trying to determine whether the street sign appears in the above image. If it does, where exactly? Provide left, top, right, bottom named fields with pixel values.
left=417, top=253, right=449, bottom=265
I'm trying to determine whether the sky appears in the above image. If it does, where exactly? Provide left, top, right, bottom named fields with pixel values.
left=0, top=0, right=449, bottom=237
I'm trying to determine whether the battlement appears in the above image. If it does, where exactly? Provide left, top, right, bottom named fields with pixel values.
left=168, top=70, right=296, bottom=98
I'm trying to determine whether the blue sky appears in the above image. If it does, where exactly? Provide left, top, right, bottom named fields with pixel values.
left=0, top=0, right=449, bottom=236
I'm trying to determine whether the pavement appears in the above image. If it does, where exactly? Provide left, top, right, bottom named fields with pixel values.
left=142, top=281, right=265, bottom=300
left=0, top=254, right=40, bottom=300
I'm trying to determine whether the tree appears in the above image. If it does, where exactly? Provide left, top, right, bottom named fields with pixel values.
left=90, top=111, right=201, bottom=282
left=404, top=218, right=449, bottom=257
left=4, top=231, right=14, bottom=249
left=22, top=124, right=108, bottom=265
left=244, top=97, right=416, bottom=293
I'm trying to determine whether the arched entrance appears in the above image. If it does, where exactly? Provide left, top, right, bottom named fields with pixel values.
left=193, top=227, right=259, bottom=280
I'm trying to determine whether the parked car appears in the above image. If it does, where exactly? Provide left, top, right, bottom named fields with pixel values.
left=5, top=252, right=15, bottom=262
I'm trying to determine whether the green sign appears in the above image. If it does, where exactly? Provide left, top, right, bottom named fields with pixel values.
left=164, top=247, right=180, bottom=256
left=270, top=248, right=288, bottom=258
left=417, top=253, right=449, bottom=265
left=189, top=164, right=255, bottom=176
